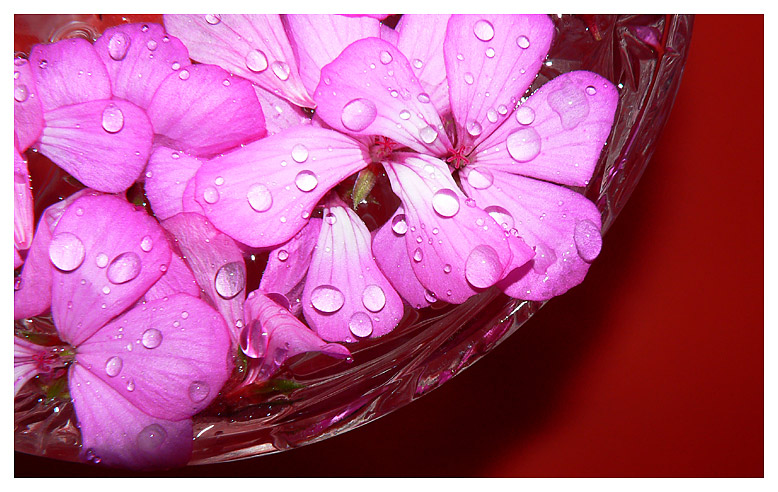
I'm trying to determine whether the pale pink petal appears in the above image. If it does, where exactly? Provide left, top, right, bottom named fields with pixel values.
left=69, top=363, right=193, bottom=470
left=194, top=125, right=370, bottom=248
left=474, top=70, right=619, bottom=187
left=253, top=85, right=311, bottom=136
left=302, top=197, right=404, bottom=342
left=460, top=167, right=602, bottom=300
left=379, top=24, right=399, bottom=45
left=147, top=64, right=267, bottom=157
left=93, top=22, right=192, bottom=109
left=445, top=14, right=554, bottom=149
left=14, top=148, right=34, bottom=253
left=314, top=37, right=452, bottom=156
left=29, top=38, right=111, bottom=112
left=38, top=99, right=153, bottom=193
left=340, top=14, right=392, bottom=20
left=383, top=152, right=534, bottom=304
left=14, top=336, right=47, bottom=396
left=51, top=194, right=171, bottom=346
left=14, top=57, right=44, bottom=151
left=144, top=147, right=203, bottom=221
left=144, top=253, right=200, bottom=301
left=163, top=14, right=314, bottom=107
left=285, top=14, right=381, bottom=96
left=396, top=14, right=452, bottom=117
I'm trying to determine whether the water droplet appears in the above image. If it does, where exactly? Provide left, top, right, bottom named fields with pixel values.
left=107, top=252, right=142, bottom=284
left=443, top=264, right=452, bottom=273
left=486, top=108, right=498, bottom=123
left=362, top=284, right=386, bottom=312
left=310, top=285, right=345, bottom=313
left=108, top=32, right=131, bottom=61
left=49, top=232, right=85, bottom=271
left=140, top=235, right=153, bottom=252
left=105, top=356, right=123, bottom=377
left=188, top=381, right=210, bottom=403
left=432, top=189, right=460, bottom=218
left=203, top=186, right=220, bottom=204
left=146, top=39, right=158, bottom=51
left=14, top=84, right=29, bottom=102
left=214, top=176, right=224, bottom=186
left=214, top=261, right=246, bottom=299
left=465, top=167, right=494, bottom=189
left=456, top=53, right=465, bottom=61
left=295, top=170, right=318, bottom=192
left=126, top=378, right=136, bottom=391
left=101, top=104, right=124, bottom=133
left=417, top=93, right=430, bottom=104
left=247, top=183, right=272, bottom=212
left=277, top=249, right=289, bottom=261
left=205, top=14, right=221, bottom=25
left=516, top=35, right=530, bottom=49
left=102, top=285, right=111, bottom=295
left=181, top=311, right=189, bottom=319
left=240, top=320, right=268, bottom=359
left=291, top=144, right=309, bottom=163
left=391, top=214, right=408, bottom=235
left=38, top=60, right=48, bottom=69
left=379, top=51, right=393, bottom=64
left=178, top=69, right=190, bottom=80
left=464, top=72, right=475, bottom=85
left=399, top=109, right=411, bottom=120
left=586, top=85, right=597, bottom=95
left=324, top=212, right=337, bottom=225
left=574, top=219, right=602, bottom=262
left=246, top=49, right=268, bottom=73
left=547, top=84, right=590, bottom=130
left=419, top=125, right=438, bottom=144
left=412, top=58, right=424, bottom=69
left=349, top=312, right=373, bottom=338
left=14, top=277, right=22, bottom=291
left=473, top=19, right=495, bottom=41
left=390, top=89, right=399, bottom=98
left=271, top=61, right=290, bottom=81
left=171, top=61, right=181, bottom=71
left=506, top=127, right=542, bottom=162
left=465, top=244, right=502, bottom=288
left=141, top=24, right=149, bottom=32
left=412, top=248, right=423, bottom=262
left=222, top=78, right=230, bottom=86
left=141, top=328, right=163, bottom=349
left=485, top=47, right=496, bottom=58
left=485, top=205, right=515, bottom=230
left=466, top=120, right=483, bottom=137
left=515, top=106, right=535, bottom=125
left=341, top=98, right=377, bottom=131
left=137, top=424, right=167, bottom=452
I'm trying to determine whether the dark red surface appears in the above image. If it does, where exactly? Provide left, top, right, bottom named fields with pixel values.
left=15, top=14, right=764, bottom=477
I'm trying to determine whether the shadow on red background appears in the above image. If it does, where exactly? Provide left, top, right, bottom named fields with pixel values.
left=14, top=14, right=764, bottom=477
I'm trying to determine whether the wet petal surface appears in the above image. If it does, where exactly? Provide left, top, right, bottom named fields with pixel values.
left=13, top=57, right=44, bottom=151
left=144, top=147, right=203, bottom=221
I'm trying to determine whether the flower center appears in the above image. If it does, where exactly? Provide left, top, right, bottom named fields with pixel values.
left=446, top=145, right=472, bottom=170
left=369, top=136, right=400, bottom=163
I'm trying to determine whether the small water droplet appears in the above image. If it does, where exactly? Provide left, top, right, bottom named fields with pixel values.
left=38, top=60, right=48, bottom=69
left=277, top=249, right=289, bottom=261
left=586, top=85, right=597, bottom=95
left=140, top=235, right=153, bottom=252
left=102, top=285, right=111, bottom=295
left=178, top=69, right=190, bottom=80
left=14, top=84, right=29, bottom=102
left=295, top=170, right=318, bottom=192
left=413, top=248, right=423, bottom=262
left=171, top=61, right=181, bottom=71
left=466, top=120, right=483, bottom=137
left=456, top=53, right=465, bottom=61
left=188, top=380, right=210, bottom=403
left=310, top=285, right=345, bottom=313
left=574, top=219, right=602, bottom=262
left=126, top=378, right=135, bottom=391
left=181, top=311, right=189, bottom=319
left=94, top=252, right=109, bottom=268
left=362, top=284, right=386, bottom=312
left=485, top=205, right=515, bottom=230
left=517, top=35, right=530, bottom=49
left=105, top=356, right=123, bottom=377
left=137, top=423, right=167, bottom=452
left=487, top=108, right=498, bottom=123
left=101, top=104, right=124, bottom=133
left=107, top=32, right=131, bottom=61
left=432, top=189, right=460, bottom=218
left=349, top=312, right=373, bottom=338
left=391, top=214, right=408, bottom=235
left=465, top=244, right=502, bottom=289
left=417, top=93, right=430, bottom=104
left=107, top=252, right=142, bottom=284
left=473, top=19, right=495, bottom=41
left=485, top=47, right=496, bottom=58
left=412, top=58, right=424, bottom=69
left=240, top=320, right=268, bottom=359
left=203, top=186, right=220, bottom=204
left=246, top=49, right=268, bottom=73
left=515, top=106, right=536, bottom=125
left=379, top=51, right=393, bottom=64
left=324, top=212, right=337, bottom=225
left=146, top=39, right=158, bottom=51
left=506, top=127, right=542, bottom=162
left=389, top=89, right=399, bottom=98
left=214, top=176, right=224, bottom=186
left=49, top=232, right=85, bottom=271
left=465, top=167, right=494, bottom=190
left=341, top=98, right=377, bottom=131
left=270, top=61, right=290, bottom=81
left=141, top=328, right=163, bottom=349
left=141, top=24, right=149, bottom=32
left=247, top=183, right=272, bottom=212
left=443, top=264, right=452, bottom=273
left=464, top=72, right=475, bottom=85
left=214, top=261, right=246, bottom=299
left=419, top=125, right=438, bottom=144
left=205, top=14, right=221, bottom=25
left=291, top=144, right=309, bottom=163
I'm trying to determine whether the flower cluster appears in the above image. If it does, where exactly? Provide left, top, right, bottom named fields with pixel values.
left=14, top=14, right=616, bottom=470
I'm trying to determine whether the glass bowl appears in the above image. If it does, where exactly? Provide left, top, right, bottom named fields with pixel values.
left=14, top=14, right=694, bottom=466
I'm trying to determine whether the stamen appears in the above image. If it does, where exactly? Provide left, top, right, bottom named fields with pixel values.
left=446, top=145, right=472, bottom=169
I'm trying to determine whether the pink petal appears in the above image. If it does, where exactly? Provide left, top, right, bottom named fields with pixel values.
left=13, top=57, right=44, bottom=151
left=444, top=14, right=554, bottom=149
left=29, top=38, right=111, bottom=112
left=144, top=253, right=200, bottom=301
left=371, top=207, right=431, bottom=309
left=242, top=290, right=350, bottom=382
left=302, top=197, right=404, bottom=342
left=181, top=178, right=205, bottom=215
left=93, top=22, right=192, bottom=109
left=340, top=14, right=392, bottom=20
left=314, top=37, right=452, bottom=156
left=14, top=148, right=34, bottom=253
left=253, top=85, right=311, bottom=136
left=285, top=14, right=381, bottom=96
left=147, top=64, right=267, bottom=157
left=163, top=14, right=314, bottom=107
left=396, top=14, right=452, bottom=117
left=162, top=212, right=246, bottom=345
left=383, top=152, right=534, bottom=304
left=75, top=293, right=231, bottom=421
left=51, top=194, right=171, bottom=346
left=69, top=363, right=193, bottom=470
left=474, top=70, right=619, bottom=187
left=194, top=125, right=370, bottom=248
left=38, top=99, right=153, bottom=193
left=460, top=167, right=603, bottom=300
left=14, top=336, right=47, bottom=396
left=379, top=23, right=399, bottom=45
left=144, top=146, right=203, bottom=221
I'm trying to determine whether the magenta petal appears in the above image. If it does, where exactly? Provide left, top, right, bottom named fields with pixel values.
left=195, top=125, right=370, bottom=248
left=163, top=14, right=314, bottom=107
left=445, top=14, right=554, bottom=149
left=396, top=14, right=452, bottom=117
left=243, top=291, right=350, bottom=381
left=314, top=37, right=452, bottom=156
left=474, top=70, right=619, bottom=187
left=162, top=213, right=246, bottom=344
left=51, top=194, right=171, bottom=346
left=145, top=147, right=203, bottom=221
left=372, top=207, right=431, bottom=309
left=145, top=253, right=200, bottom=301
left=383, top=153, right=534, bottom=304
left=340, top=14, right=391, bottom=20
left=93, top=23, right=192, bottom=109
left=14, top=58, right=44, bottom=151
left=29, top=38, right=111, bottom=112
left=253, top=85, right=311, bottom=136
left=69, top=363, right=193, bottom=470
left=38, top=99, right=153, bottom=193
left=14, top=336, right=47, bottom=396
left=461, top=167, right=602, bottom=300
left=147, top=64, right=267, bottom=157
left=14, top=148, right=34, bottom=254
left=302, top=197, right=404, bottom=342
left=285, top=14, right=381, bottom=96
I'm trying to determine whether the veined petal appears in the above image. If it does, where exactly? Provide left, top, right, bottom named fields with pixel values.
left=14, top=336, right=47, bottom=396
left=445, top=14, right=554, bottom=149
left=314, top=37, right=452, bottom=156
left=474, top=70, right=618, bottom=187
left=29, top=38, right=111, bottom=112
left=38, top=99, right=153, bottom=193
left=51, top=194, right=171, bottom=347
left=145, top=147, right=203, bottom=221
left=460, top=167, right=602, bottom=300
left=194, top=125, right=370, bottom=248
left=69, top=363, right=193, bottom=471
left=253, top=85, right=311, bottom=136
left=164, top=14, right=314, bottom=107
left=147, top=64, right=267, bottom=157
left=93, top=23, right=192, bottom=109
left=302, top=197, right=404, bottom=342
left=13, top=57, right=44, bottom=151
left=144, top=253, right=200, bottom=301
left=14, top=148, right=34, bottom=253
left=383, top=152, right=533, bottom=304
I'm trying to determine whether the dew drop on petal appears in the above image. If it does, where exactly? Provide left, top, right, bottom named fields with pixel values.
left=188, top=381, right=210, bottom=403
left=466, top=120, right=483, bottom=137
left=295, top=170, right=318, bottom=192
left=443, top=264, right=452, bottom=273
left=473, top=19, right=495, bottom=41
left=362, top=284, right=386, bottom=312
left=412, top=58, right=423, bottom=69
left=506, top=127, right=542, bottom=162
left=379, top=51, right=393, bottom=64
left=432, top=189, right=460, bottom=218
left=324, top=212, right=337, bottom=225
left=126, top=378, right=135, bottom=392
left=515, top=106, right=535, bottom=125
left=246, top=49, right=268, bottom=73
left=240, top=320, right=268, bottom=359
left=14, top=84, right=29, bottom=102
left=178, top=69, right=190, bottom=80
left=586, top=85, right=597, bottom=95
left=399, top=109, right=411, bottom=120
left=291, top=144, right=309, bottom=163
left=417, top=93, right=430, bottom=104
left=412, top=248, right=423, bottom=262
left=205, top=14, right=221, bottom=25
left=341, top=98, right=377, bottom=131
left=96, top=253, right=109, bottom=268
left=464, top=167, right=494, bottom=190
left=486, top=108, right=498, bottom=123
left=485, top=47, right=496, bottom=58
left=310, top=285, right=345, bottom=313
left=108, top=32, right=131, bottom=61
left=517, top=35, right=530, bottom=49
left=547, top=85, right=590, bottom=130
left=464, top=72, right=475, bottom=85
left=101, top=104, right=124, bottom=133
left=214, top=261, right=246, bottom=299
left=574, top=219, right=602, bottom=262
left=419, top=125, right=438, bottom=144
left=137, top=424, right=167, bottom=452
left=465, top=244, right=502, bottom=289
left=146, top=40, right=158, bottom=51
left=484, top=205, right=515, bottom=230
left=203, top=186, right=220, bottom=204
left=104, top=356, right=122, bottom=377
left=247, top=183, right=272, bottom=212
left=49, top=232, right=85, bottom=271
left=107, top=252, right=142, bottom=284
left=349, top=312, right=373, bottom=338
left=141, top=328, right=163, bottom=349
left=270, top=61, right=290, bottom=81
left=140, top=235, right=153, bottom=252
left=391, top=214, right=408, bottom=235
left=277, top=249, right=289, bottom=261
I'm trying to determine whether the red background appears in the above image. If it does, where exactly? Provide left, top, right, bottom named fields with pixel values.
left=15, top=14, right=764, bottom=477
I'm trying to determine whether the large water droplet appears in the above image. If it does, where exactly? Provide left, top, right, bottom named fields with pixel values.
left=105, top=356, right=123, bottom=377
left=188, top=380, right=210, bottom=403
left=391, top=214, right=408, bottom=235
left=349, top=312, right=373, bottom=338
left=432, top=189, right=460, bottom=218
left=473, top=19, right=495, bottom=41
left=466, top=120, right=482, bottom=137
left=516, top=35, right=530, bottom=49
left=341, top=98, right=377, bottom=131
left=178, top=69, right=190, bottom=80
left=141, top=328, right=163, bottom=349
left=101, top=104, right=124, bottom=133
left=506, top=127, right=542, bottom=162
left=399, top=109, right=411, bottom=120
left=214, top=261, right=246, bottom=299
left=295, top=170, right=318, bottom=192
left=140, top=235, right=153, bottom=252
left=574, top=219, right=602, bottom=262
left=484, top=205, right=515, bottom=230
left=486, top=108, right=498, bottom=123
left=107, top=252, right=142, bottom=284
left=362, top=284, right=386, bottom=312
left=515, top=106, right=535, bottom=125
left=379, top=51, right=393, bottom=64
left=310, top=285, right=345, bottom=313
left=137, top=424, right=167, bottom=452
left=108, top=32, right=131, bottom=61
left=247, top=183, right=272, bottom=212
left=412, top=248, right=423, bottom=262
left=291, top=144, right=309, bottom=163
left=465, top=244, right=502, bottom=289
left=246, top=49, right=268, bottom=73
left=464, top=167, right=494, bottom=190
left=240, top=320, right=268, bottom=359
left=419, top=125, right=438, bottom=144
left=14, top=84, right=29, bottom=102
left=203, top=186, right=220, bottom=204
left=205, top=14, right=221, bottom=25
left=271, top=61, right=290, bottom=81
left=547, top=84, right=590, bottom=130
left=417, top=93, right=431, bottom=104
left=49, top=232, right=85, bottom=272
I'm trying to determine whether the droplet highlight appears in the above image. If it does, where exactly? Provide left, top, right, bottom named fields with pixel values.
left=49, top=233, right=85, bottom=272
left=106, top=252, right=142, bottom=284
left=214, top=261, right=246, bottom=299
left=310, top=285, right=345, bottom=313
left=341, top=98, right=377, bottom=131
